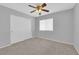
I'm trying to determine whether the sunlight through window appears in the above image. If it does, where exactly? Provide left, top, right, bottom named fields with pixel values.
left=39, top=18, right=53, bottom=31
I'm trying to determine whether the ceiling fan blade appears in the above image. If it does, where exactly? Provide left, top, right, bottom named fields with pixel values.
left=28, top=5, right=36, bottom=8
left=30, top=10, right=36, bottom=13
left=42, top=9, right=49, bottom=12
left=41, top=3, right=47, bottom=8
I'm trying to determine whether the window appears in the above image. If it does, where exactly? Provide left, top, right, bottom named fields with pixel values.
left=39, top=18, right=53, bottom=31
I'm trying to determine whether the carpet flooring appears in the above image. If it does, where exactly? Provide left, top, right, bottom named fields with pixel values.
left=0, top=37, right=78, bottom=55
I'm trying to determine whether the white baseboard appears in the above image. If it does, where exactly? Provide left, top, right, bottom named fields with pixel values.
left=0, top=37, right=32, bottom=49
left=0, top=44, right=11, bottom=49
left=74, top=45, right=79, bottom=54
left=0, top=37, right=75, bottom=52
left=10, top=37, right=32, bottom=45
left=37, top=37, right=73, bottom=45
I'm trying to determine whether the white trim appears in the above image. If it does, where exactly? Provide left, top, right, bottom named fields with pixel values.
left=0, top=44, right=11, bottom=49
left=10, top=37, right=32, bottom=45
left=0, top=37, right=32, bottom=49
left=74, top=45, right=79, bottom=54
left=37, top=37, right=73, bottom=45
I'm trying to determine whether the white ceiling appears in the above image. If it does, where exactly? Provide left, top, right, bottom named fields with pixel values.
left=0, top=3, right=75, bottom=17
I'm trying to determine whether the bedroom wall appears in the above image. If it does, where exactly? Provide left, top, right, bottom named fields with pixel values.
left=0, top=5, right=34, bottom=48
left=0, top=6, right=10, bottom=47
left=73, top=4, right=79, bottom=53
left=35, top=9, right=73, bottom=45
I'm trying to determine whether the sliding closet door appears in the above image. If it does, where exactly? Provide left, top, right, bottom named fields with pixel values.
left=10, top=15, right=32, bottom=44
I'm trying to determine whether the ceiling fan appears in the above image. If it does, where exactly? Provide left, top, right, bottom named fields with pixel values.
left=28, top=3, right=49, bottom=15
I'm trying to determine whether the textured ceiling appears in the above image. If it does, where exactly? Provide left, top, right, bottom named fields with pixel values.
left=0, top=3, right=75, bottom=17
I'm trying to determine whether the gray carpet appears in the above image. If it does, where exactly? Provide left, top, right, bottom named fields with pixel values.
left=0, top=37, right=78, bottom=55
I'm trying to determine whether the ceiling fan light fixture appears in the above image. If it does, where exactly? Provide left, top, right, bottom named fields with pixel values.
left=36, top=9, right=41, bottom=12
left=28, top=3, right=49, bottom=15
left=39, top=10, right=42, bottom=12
